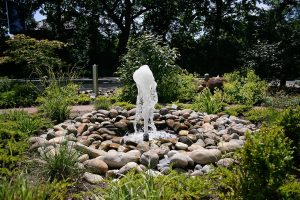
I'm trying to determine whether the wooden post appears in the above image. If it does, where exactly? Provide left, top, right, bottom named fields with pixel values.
left=92, top=64, right=99, bottom=97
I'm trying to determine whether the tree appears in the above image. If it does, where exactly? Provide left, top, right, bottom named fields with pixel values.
left=0, top=34, right=67, bottom=78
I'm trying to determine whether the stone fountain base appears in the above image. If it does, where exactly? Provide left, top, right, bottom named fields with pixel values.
left=29, top=106, right=257, bottom=184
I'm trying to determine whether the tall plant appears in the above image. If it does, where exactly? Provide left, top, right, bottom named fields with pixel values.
left=117, top=34, right=197, bottom=103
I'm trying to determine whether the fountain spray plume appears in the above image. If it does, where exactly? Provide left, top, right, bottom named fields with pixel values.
left=133, top=65, right=158, bottom=141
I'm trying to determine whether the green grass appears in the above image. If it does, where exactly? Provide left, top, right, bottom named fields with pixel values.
left=42, top=142, right=79, bottom=181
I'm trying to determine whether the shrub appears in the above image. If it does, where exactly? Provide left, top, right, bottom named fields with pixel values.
left=0, top=111, right=51, bottom=176
left=239, top=126, right=293, bottom=199
left=279, top=177, right=300, bottom=200
left=0, top=110, right=51, bottom=135
left=117, top=34, right=197, bottom=103
left=0, top=83, right=38, bottom=108
left=0, top=175, right=72, bottom=200
left=245, top=107, right=280, bottom=124
left=0, top=128, right=28, bottom=176
left=192, top=88, right=223, bottom=114
left=70, top=93, right=91, bottom=105
left=42, top=142, right=79, bottom=181
left=38, top=83, right=78, bottom=123
left=112, top=101, right=135, bottom=110
left=224, top=104, right=251, bottom=116
left=223, top=69, right=268, bottom=105
left=0, top=76, right=13, bottom=92
left=97, top=170, right=213, bottom=200
left=94, top=96, right=112, bottom=110
left=264, top=92, right=300, bottom=109
left=277, top=107, right=300, bottom=167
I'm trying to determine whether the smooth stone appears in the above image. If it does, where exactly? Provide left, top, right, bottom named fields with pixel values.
left=190, top=170, right=204, bottom=176
left=98, top=110, right=109, bottom=117
left=159, top=108, right=169, bottom=115
left=189, top=149, right=222, bottom=164
left=77, top=154, right=89, bottom=163
left=204, top=138, right=216, bottom=146
left=103, top=150, right=140, bottom=168
left=140, top=150, right=159, bottom=168
left=98, top=128, right=117, bottom=135
left=178, top=136, right=193, bottom=146
left=83, top=158, right=108, bottom=174
left=169, top=153, right=193, bottom=168
left=178, top=130, right=189, bottom=136
left=78, top=123, right=88, bottom=135
left=83, top=172, right=103, bottom=184
left=201, top=165, right=213, bottom=174
left=128, top=108, right=136, bottom=116
left=188, top=143, right=205, bottom=151
left=67, top=125, right=77, bottom=134
left=75, top=143, right=107, bottom=158
left=202, top=123, right=214, bottom=131
left=216, top=158, right=235, bottom=167
left=118, top=162, right=142, bottom=175
left=194, top=164, right=202, bottom=170
left=175, top=142, right=188, bottom=150
left=48, top=136, right=66, bottom=144
left=217, top=141, right=242, bottom=153
left=109, top=109, right=118, bottom=118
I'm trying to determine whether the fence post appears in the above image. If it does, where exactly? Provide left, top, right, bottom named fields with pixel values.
left=92, top=64, right=99, bottom=97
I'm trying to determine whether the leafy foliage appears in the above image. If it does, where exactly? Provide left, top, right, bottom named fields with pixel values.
left=224, top=105, right=251, bottom=116
left=239, top=126, right=293, bottom=199
left=264, top=92, right=300, bottom=109
left=42, top=142, right=79, bottom=181
left=245, top=108, right=280, bottom=124
left=117, top=34, right=197, bottom=103
left=192, top=88, right=223, bottom=114
left=38, top=83, right=78, bottom=123
left=0, top=82, right=38, bottom=108
left=277, top=107, right=300, bottom=167
left=0, top=175, right=72, bottom=200
left=112, top=101, right=135, bottom=110
left=0, top=35, right=67, bottom=77
left=223, top=69, right=268, bottom=105
left=97, top=170, right=213, bottom=200
left=94, top=96, right=113, bottom=110
left=0, top=111, right=51, bottom=176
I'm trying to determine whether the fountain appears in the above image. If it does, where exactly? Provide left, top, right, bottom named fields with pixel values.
left=133, top=65, right=158, bottom=141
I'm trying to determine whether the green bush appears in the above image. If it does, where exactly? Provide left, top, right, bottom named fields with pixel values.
left=70, top=93, right=91, bottom=105
left=0, top=128, right=28, bottom=176
left=117, top=34, right=197, bottom=103
left=279, top=177, right=300, bottom=200
left=97, top=170, right=213, bottom=200
left=0, top=111, right=51, bottom=176
left=43, top=142, right=79, bottom=181
left=224, top=104, right=251, bottom=116
left=112, top=101, right=135, bottom=110
left=0, top=175, right=72, bottom=200
left=277, top=107, right=300, bottom=167
left=94, top=96, right=113, bottom=110
left=245, top=107, right=280, bottom=124
left=0, top=76, right=13, bottom=92
left=0, top=83, right=38, bottom=108
left=264, top=92, right=300, bottom=109
left=192, top=88, right=223, bottom=114
left=38, top=83, right=78, bottom=123
left=0, top=110, right=51, bottom=135
left=223, top=69, right=268, bottom=105
left=239, top=126, right=293, bottom=199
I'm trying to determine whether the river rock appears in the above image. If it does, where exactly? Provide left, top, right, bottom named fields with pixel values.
left=170, top=153, right=193, bottom=168
left=189, top=149, right=221, bottom=164
left=216, top=158, right=235, bottom=167
left=78, top=123, right=88, bottom=135
left=175, top=142, right=188, bottom=150
left=217, top=140, right=242, bottom=153
left=140, top=150, right=159, bottom=168
left=75, top=143, right=107, bottom=158
left=83, top=158, right=108, bottom=174
left=103, top=150, right=140, bottom=168
left=83, top=172, right=103, bottom=184
left=118, top=162, right=142, bottom=175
